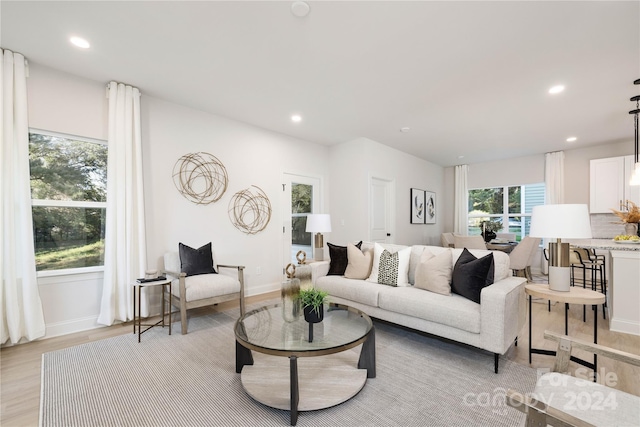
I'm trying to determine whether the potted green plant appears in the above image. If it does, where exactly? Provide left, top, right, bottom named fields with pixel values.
left=479, top=219, right=501, bottom=242
left=299, top=287, right=329, bottom=324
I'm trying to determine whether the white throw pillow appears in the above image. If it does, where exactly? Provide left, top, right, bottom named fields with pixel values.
left=414, top=249, right=452, bottom=295
left=367, top=243, right=411, bottom=286
left=344, top=243, right=374, bottom=279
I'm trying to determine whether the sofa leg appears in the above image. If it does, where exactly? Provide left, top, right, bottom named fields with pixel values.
left=494, top=353, right=499, bottom=374
left=515, top=336, right=518, bottom=347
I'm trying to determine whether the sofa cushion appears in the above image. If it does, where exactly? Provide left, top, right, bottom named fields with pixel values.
left=367, top=243, right=411, bottom=286
left=451, top=248, right=494, bottom=304
left=414, top=249, right=452, bottom=295
left=452, top=248, right=509, bottom=282
left=344, top=243, right=373, bottom=279
left=316, top=275, right=383, bottom=307
left=327, top=241, right=362, bottom=276
left=179, top=242, right=217, bottom=276
left=171, top=273, right=239, bottom=302
left=378, top=286, right=481, bottom=333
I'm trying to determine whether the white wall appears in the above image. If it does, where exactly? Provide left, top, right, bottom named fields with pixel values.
left=329, top=137, right=444, bottom=247
left=24, top=63, right=330, bottom=338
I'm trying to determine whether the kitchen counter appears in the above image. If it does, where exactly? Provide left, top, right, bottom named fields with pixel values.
left=568, top=239, right=640, bottom=336
left=567, top=238, right=640, bottom=251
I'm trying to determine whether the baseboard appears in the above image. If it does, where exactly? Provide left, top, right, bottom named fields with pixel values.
left=246, top=281, right=280, bottom=297
left=44, top=315, right=105, bottom=339
left=609, top=318, right=640, bottom=336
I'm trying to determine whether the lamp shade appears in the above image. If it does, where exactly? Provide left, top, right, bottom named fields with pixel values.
left=529, top=204, right=592, bottom=239
left=305, top=214, right=332, bottom=233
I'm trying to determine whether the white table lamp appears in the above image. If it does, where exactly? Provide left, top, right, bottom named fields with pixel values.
left=530, top=204, right=592, bottom=292
left=305, top=214, right=331, bottom=261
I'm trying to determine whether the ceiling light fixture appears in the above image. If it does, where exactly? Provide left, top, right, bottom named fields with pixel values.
left=566, top=137, right=577, bottom=142
left=291, top=1, right=310, bottom=17
left=70, top=36, right=90, bottom=49
left=400, top=127, right=410, bottom=133
left=548, top=85, right=565, bottom=94
left=629, top=79, right=640, bottom=186
left=291, top=114, right=302, bottom=123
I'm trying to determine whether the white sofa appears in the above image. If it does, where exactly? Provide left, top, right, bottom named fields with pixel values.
left=311, top=243, right=527, bottom=373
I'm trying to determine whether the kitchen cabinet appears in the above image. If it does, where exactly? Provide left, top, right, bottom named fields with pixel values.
left=590, top=155, right=640, bottom=213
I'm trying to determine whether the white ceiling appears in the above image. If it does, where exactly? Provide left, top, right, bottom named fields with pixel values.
left=2, top=1, right=639, bottom=166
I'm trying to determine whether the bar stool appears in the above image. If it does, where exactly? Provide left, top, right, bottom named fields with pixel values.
left=570, top=247, right=606, bottom=319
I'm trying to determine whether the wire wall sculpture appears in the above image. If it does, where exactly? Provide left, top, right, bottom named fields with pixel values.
left=172, top=152, right=228, bottom=205
left=228, top=185, right=272, bottom=234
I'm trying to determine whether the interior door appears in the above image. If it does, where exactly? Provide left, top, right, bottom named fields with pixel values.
left=370, top=177, right=394, bottom=243
left=283, top=174, right=320, bottom=265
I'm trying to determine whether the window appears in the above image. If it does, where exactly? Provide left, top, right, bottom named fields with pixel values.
left=468, top=183, right=545, bottom=241
left=29, top=130, right=108, bottom=272
left=291, top=182, right=313, bottom=258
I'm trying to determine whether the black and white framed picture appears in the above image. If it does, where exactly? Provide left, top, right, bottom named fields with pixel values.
left=410, top=188, right=426, bottom=224
left=425, top=191, right=436, bottom=224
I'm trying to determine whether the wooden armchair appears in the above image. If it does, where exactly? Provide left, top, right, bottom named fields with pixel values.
left=506, top=330, right=640, bottom=426
left=163, top=251, right=245, bottom=334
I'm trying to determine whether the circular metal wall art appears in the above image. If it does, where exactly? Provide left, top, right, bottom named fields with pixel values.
left=172, top=152, right=228, bottom=205
left=228, top=185, right=272, bottom=235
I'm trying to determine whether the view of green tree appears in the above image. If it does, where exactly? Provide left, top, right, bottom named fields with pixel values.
left=29, top=133, right=108, bottom=271
left=29, top=133, right=107, bottom=202
left=291, top=183, right=311, bottom=214
left=468, top=188, right=503, bottom=214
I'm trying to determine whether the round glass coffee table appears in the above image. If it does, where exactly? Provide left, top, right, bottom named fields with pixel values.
left=235, top=303, right=375, bottom=426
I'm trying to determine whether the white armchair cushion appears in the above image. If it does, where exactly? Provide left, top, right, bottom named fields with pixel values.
left=171, top=274, right=240, bottom=302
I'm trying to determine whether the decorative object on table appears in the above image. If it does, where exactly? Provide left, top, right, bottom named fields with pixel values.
left=145, top=269, right=158, bottom=280
left=425, top=191, right=436, bottom=224
left=228, top=185, right=272, bottom=234
left=299, top=287, right=328, bottom=342
left=611, top=200, right=640, bottom=237
left=172, top=152, right=228, bottom=204
left=410, top=188, right=425, bottom=224
left=296, top=250, right=307, bottom=265
left=282, top=263, right=301, bottom=323
left=530, top=204, right=593, bottom=292
left=479, top=219, right=501, bottom=242
left=628, top=78, right=640, bottom=186
left=305, top=214, right=331, bottom=261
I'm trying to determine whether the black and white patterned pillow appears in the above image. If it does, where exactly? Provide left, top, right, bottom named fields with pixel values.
left=378, top=249, right=400, bottom=286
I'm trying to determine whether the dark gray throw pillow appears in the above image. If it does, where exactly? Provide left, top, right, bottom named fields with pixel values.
left=327, top=241, right=363, bottom=276
left=451, top=248, right=494, bottom=304
left=179, top=242, right=217, bottom=276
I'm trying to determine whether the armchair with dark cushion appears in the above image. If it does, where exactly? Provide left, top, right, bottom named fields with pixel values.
left=163, top=243, right=245, bottom=334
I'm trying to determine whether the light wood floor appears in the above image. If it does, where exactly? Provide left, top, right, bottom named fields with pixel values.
left=2, top=288, right=639, bottom=427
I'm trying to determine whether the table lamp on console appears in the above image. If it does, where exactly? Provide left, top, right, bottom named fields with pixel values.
left=305, top=214, right=332, bottom=261
left=530, top=204, right=593, bottom=292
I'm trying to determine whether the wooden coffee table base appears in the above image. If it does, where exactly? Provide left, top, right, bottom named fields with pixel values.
left=240, top=353, right=367, bottom=412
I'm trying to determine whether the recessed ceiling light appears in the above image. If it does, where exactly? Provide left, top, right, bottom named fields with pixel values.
left=70, top=36, right=90, bottom=49
left=291, top=114, right=302, bottom=123
left=548, top=85, right=565, bottom=94
left=400, top=127, right=410, bottom=133
left=291, top=1, right=310, bottom=17
left=458, top=155, right=465, bottom=159
left=566, top=137, right=577, bottom=142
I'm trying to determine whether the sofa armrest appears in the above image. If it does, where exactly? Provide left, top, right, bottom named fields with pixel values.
left=310, top=261, right=330, bottom=285
left=480, top=276, right=527, bottom=354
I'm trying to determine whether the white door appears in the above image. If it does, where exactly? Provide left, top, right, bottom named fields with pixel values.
left=370, top=177, right=394, bottom=243
left=283, top=174, right=320, bottom=265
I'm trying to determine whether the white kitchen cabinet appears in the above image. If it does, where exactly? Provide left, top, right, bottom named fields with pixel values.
left=590, top=155, right=640, bottom=213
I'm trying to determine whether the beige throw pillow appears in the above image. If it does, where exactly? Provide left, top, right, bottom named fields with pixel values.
left=344, top=243, right=373, bottom=279
left=414, top=249, right=452, bottom=295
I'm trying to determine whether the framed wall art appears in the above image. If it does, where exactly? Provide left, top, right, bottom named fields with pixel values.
left=410, top=188, right=426, bottom=224
left=425, top=191, right=436, bottom=224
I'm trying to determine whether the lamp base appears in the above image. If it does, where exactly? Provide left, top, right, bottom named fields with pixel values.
left=548, top=266, right=571, bottom=292
left=313, top=247, right=324, bottom=261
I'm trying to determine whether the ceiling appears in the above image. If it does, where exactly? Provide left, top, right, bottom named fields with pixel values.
left=1, top=1, right=639, bottom=167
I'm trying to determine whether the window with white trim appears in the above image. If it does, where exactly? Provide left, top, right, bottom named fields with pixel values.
left=29, top=130, right=107, bottom=272
left=468, top=183, right=545, bottom=241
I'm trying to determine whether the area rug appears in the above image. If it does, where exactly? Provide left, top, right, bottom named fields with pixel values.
left=40, top=305, right=536, bottom=426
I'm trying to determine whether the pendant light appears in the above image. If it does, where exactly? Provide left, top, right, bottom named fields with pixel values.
left=630, top=78, right=640, bottom=186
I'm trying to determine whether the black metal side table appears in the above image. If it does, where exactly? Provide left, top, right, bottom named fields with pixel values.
left=132, top=277, right=172, bottom=342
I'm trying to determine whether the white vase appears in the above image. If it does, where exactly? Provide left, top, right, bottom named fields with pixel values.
left=624, top=223, right=639, bottom=236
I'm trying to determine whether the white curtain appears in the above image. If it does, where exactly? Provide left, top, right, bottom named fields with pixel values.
left=98, top=82, right=147, bottom=325
left=545, top=151, right=565, bottom=204
left=454, top=164, right=469, bottom=235
left=542, top=151, right=565, bottom=273
left=1, top=49, right=46, bottom=344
